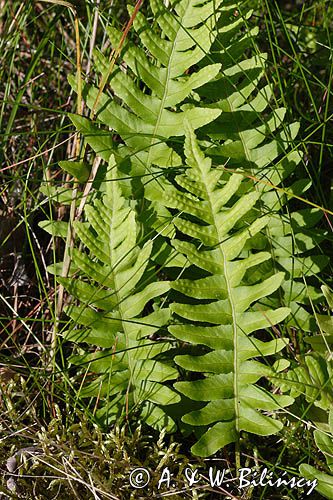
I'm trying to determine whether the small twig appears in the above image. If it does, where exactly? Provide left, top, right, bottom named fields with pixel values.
left=74, top=0, right=144, bottom=224
left=0, top=134, right=77, bottom=173
left=75, top=156, right=102, bottom=220
left=86, top=0, right=101, bottom=78
left=91, top=0, right=144, bottom=117
left=224, top=166, right=333, bottom=216
left=54, top=10, right=82, bottom=332
left=12, top=283, right=18, bottom=341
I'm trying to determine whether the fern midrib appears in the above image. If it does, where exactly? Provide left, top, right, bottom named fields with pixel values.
left=109, top=208, right=136, bottom=407
left=199, top=165, right=241, bottom=437
left=146, top=7, right=190, bottom=171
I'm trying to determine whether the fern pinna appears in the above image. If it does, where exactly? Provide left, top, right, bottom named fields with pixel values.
left=59, top=157, right=180, bottom=431
left=149, top=124, right=294, bottom=457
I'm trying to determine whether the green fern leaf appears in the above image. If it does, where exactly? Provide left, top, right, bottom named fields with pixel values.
left=196, top=10, right=328, bottom=332
left=59, top=155, right=179, bottom=431
left=150, top=124, right=293, bottom=456
left=69, top=0, right=225, bottom=176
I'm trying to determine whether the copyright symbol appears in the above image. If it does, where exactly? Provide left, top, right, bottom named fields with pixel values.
left=129, top=467, right=150, bottom=489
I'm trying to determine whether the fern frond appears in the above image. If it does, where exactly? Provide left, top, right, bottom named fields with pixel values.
left=59, top=156, right=179, bottom=431
left=149, top=124, right=293, bottom=456
left=70, top=0, right=226, bottom=174
left=195, top=9, right=329, bottom=332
